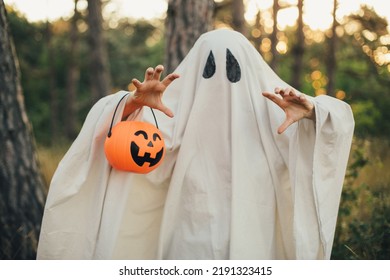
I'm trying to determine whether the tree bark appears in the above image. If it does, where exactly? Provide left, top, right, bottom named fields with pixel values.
left=231, top=0, right=247, bottom=36
left=270, top=0, right=280, bottom=70
left=45, top=21, right=59, bottom=144
left=87, top=0, right=110, bottom=104
left=66, top=0, right=80, bottom=140
left=0, top=0, right=46, bottom=259
left=326, top=0, right=338, bottom=96
left=251, top=9, right=264, bottom=55
left=291, top=0, right=304, bottom=89
left=164, top=0, right=214, bottom=73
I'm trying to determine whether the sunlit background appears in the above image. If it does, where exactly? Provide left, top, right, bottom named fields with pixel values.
left=1, top=0, right=390, bottom=260
left=4, top=0, right=390, bottom=29
left=2, top=0, right=389, bottom=158
left=4, top=0, right=390, bottom=68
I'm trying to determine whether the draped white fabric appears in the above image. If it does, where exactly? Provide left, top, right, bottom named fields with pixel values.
left=37, top=30, right=354, bottom=260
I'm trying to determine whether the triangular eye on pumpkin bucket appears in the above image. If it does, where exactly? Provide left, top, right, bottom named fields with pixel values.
left=104, top=93, right=165, bottom=174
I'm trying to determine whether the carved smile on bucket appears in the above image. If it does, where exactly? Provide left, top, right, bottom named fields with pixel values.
left=130, top=131, right=164, bottom=167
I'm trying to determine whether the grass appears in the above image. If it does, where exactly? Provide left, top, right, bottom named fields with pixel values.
left=353, top=139, right=390, bottom=189
left=332, top=138, right=390, bottom=259
left=37, top=143, right=71, bottom=190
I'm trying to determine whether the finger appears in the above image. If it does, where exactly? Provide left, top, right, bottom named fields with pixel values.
left=262, top=92, right=283, bottom=107
left=299, top=95, right=314, bottom=111
left=144, top=67, right=154, bottom=81
left=277, top=118, right=295, bottom=134
left=283, top=87, right=292, bottom=97
left=153, top=65, right=164, bottom=80
left=161, top=73, right=180, bottom=87
left=297, top=94, right=307, bottom=105
left=132, top=78, right=142, bottom=89
left=157, top=103, right=174, bottom=118
left=287, top=88, right=295, bottom=96
left=298, top=93, right=310, bottom=103
left=275, top=87, right=282, bottom=95
left=293, top=90, right=303, bottom=99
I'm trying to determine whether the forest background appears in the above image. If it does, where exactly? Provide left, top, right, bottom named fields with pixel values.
left=1, top=0, right=389, bottom=259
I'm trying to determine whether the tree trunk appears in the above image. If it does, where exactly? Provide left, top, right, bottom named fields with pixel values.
left=231, top=0, right=247, bottom=36
left=87, top=0, right=110, bottom=104
left=326, top=0, right=338, bottom=96
left=270, top=0, right=280, bottom=70
left=66, top=0, right=80, bottom=140
left=0, top=0, right=46, bottom=259
left=291, top=0, right=304, bottom=89
left=46, top=21, right=59, bottom=144
left=251, top=9, right=264, bottom=55
left=164, top=0, right=214, bottom=73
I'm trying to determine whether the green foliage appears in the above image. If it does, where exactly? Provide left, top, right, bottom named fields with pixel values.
left=107, top=19, right=165, bottom=90
left=7, top=4, right=390, bottom=142
left=332, top=139, right=390, bottom=259
left=6, top=9, right=164, bottom=144
left=351, top=101, right=382, bottom=137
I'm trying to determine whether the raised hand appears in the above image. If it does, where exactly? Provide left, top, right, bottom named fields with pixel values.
left=124, top=65, right=179, bottom=119
left=262, top=87, right=315, bottom=134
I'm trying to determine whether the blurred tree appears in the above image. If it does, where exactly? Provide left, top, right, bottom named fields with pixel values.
left=107, top=19, right=165, bottom=89
left=45, top=20, right=60, bottom=143
left=87, top=0, right=111, bottom=103
left=250, top=9, right=263, bottom=53
left=6, top=1, right=390, bottom=141
left=214, top=0, right=231, bottom=27
left=164, top=0, right=214, bottom=73
left=231, top=0, right=247, bottom=36
left=338, top=5, right=390, bottom=137
left=6, top=8, right=52, bottom=144
left=348, top=5, right=389, bottom=75
left=0, top=0, right=45, bottom=259
left=213, top=0, right=247, bottom=36
left=326, top=0, right=338, bottom=96
left=65, top=0, right=80, bottom=140
left=291, top=0, right=304, bottom=89
left=270, top=0, right=280, bottom=70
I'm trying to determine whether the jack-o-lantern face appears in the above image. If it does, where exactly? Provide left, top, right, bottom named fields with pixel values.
left=104, top=121, right=165, bottom=173
left=131, top=130, right=164, bottom=168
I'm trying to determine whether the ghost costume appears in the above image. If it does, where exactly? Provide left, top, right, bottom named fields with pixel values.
left=37, top=29, right=354, bottom=260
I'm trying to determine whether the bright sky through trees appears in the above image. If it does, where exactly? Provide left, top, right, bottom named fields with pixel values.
left=4, top=0, right=390, bottom=31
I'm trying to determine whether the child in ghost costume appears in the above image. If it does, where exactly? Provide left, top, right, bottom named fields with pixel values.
left=37, top=29, right=354, bottom=260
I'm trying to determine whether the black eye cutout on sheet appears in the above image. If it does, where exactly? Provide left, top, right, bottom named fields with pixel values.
left=226, top=49, right=241, bottom=83
left=203, top=51, right=216, bottom=79
left=202, top=49, right=241, bottom=83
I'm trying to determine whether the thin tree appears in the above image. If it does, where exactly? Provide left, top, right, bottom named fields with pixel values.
left=254, top=9, right=262, bottom=45
left=86, top=0, right=110, bottom=104
left=45, top=20, right=59, bottom=144
left=0, top=0, right=46, bottom=259
left=291, top=0, right=304, bottom=89
left=66, top=0, right=80, bottom=140
left=326, top=0, right=338, bottom=96
left=164, top=0, right=214, bottom=73
left=231, top=0, right=247, bottom=36
left=270, top=0, right=280, bottom=70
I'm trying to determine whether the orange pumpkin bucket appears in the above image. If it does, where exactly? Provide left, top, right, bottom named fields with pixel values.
left=104, top=93, right=165, bottom=173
